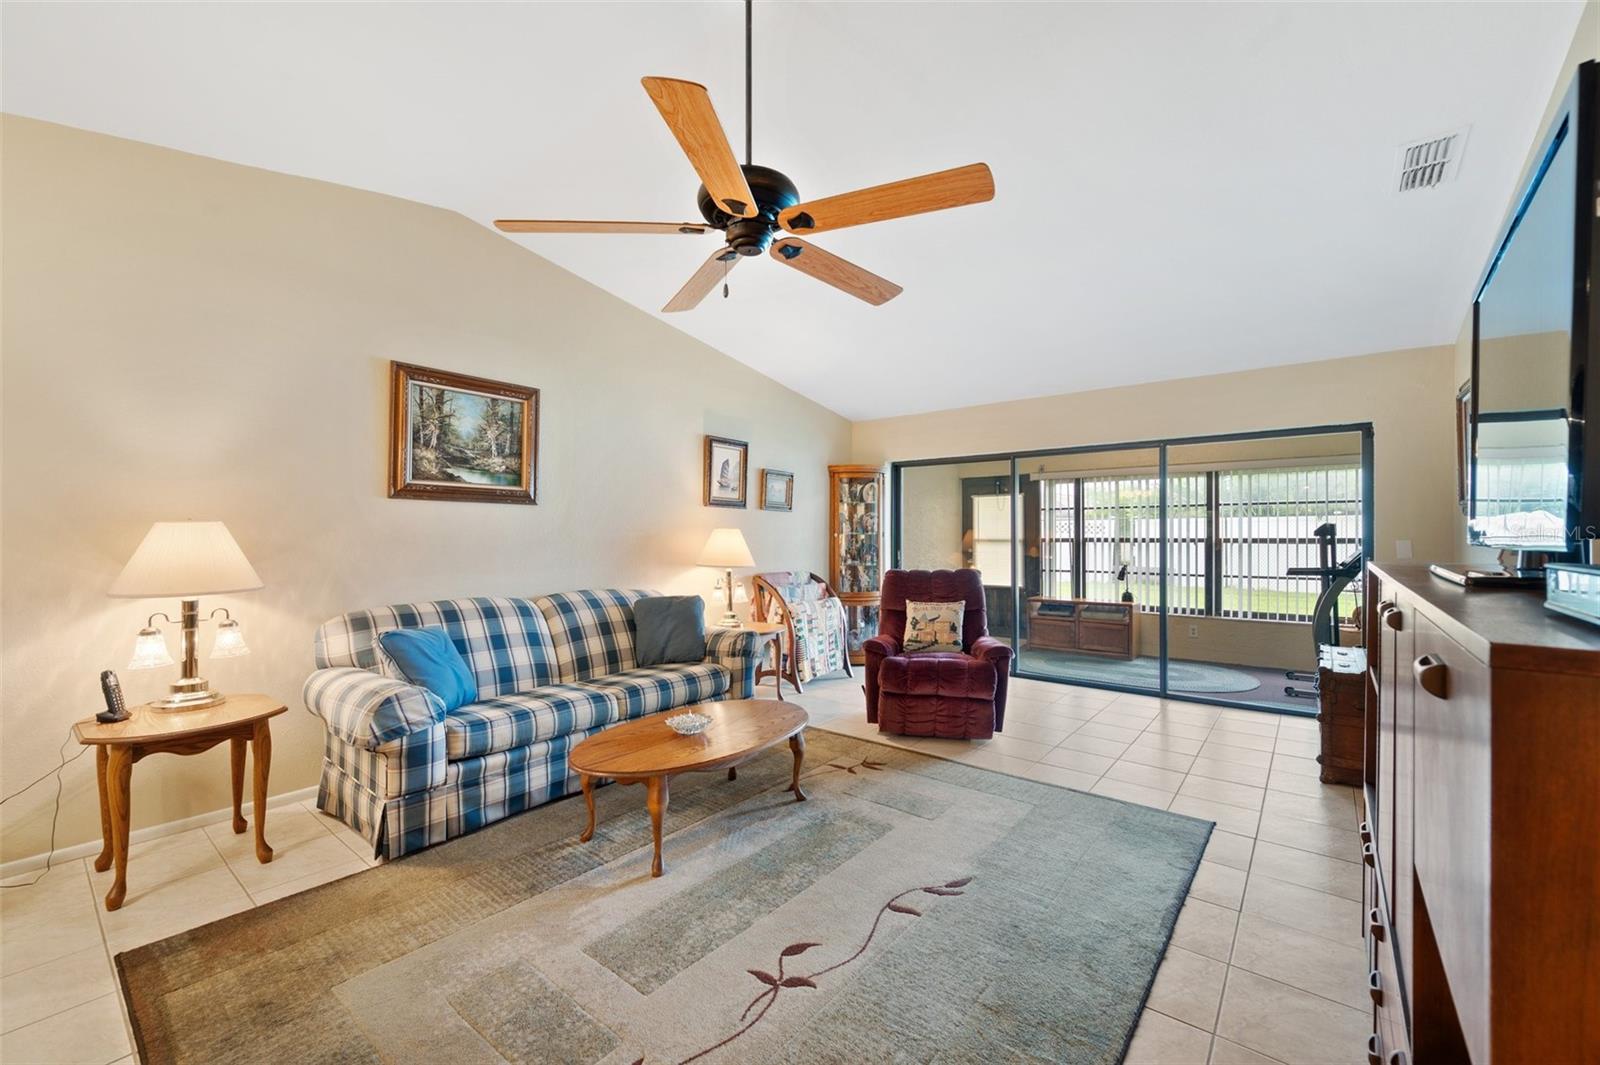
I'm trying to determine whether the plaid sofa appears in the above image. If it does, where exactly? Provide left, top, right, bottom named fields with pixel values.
left=304, top=590, right=759, bottom=859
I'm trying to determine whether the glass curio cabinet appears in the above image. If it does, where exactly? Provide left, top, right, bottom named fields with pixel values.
left=829, top=464, right=885, bottom=664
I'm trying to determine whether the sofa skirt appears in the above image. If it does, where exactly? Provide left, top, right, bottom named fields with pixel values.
left=318, top=724, right=606, bottom=860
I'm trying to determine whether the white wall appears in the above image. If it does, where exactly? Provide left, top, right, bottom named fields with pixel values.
left=0, top=117, right=851, bottom=862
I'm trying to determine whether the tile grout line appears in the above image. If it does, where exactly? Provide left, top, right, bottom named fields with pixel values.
left=0, top=863, right=110, bottom=1040
left=47, top=800, right=376, bottom=1037
left=1144, top=1004, right=1214, bottom=1042
left=1209, top=786, right=1260, bottom=1055
left=0, top=939, right=109, bottom=992
left=1163, top=701, right=1371, bottom=1051
left=0, top=990, right=124, bottom=1048
left=82, top=856, right=140, bottom=1064
left=1224, top=955, right=1373, bottom=1024
left=202, top=817, right=264, bottom=911
left=0, top=861, right=101, bottom=985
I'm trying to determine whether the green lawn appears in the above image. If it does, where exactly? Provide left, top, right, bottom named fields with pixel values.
left=1074, top=581, right=1358, bottom=622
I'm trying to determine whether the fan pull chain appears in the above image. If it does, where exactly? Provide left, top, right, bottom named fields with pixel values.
left=723, top=255, right=730, bottom=299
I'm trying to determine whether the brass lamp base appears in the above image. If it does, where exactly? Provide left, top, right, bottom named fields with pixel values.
left=151, top=675, right=226, bottom=711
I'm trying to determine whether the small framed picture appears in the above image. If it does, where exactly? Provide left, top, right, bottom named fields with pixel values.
left=704, top=435, right=749, bottom=508
left=760, top=468, right=794, bottom=511
left=390, top=361, right=538, bottom=504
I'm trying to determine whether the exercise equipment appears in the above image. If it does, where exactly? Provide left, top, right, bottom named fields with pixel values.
left=1284, top=523, right=1363, bottom=699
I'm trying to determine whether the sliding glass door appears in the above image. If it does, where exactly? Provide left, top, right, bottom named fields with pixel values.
left=891, top=425, right=1374, bottom=715
left=1162, top=433, right=1366, bottom=712
left=1014, top=446, right=1162, bottom=694
left=898, top=460, right=1017, bottom=637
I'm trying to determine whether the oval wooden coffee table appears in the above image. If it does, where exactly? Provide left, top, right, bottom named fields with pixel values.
left=571, top=699, right=808, bottom=877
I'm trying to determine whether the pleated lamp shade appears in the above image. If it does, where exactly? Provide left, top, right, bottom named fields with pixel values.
left=108, top=522, right=264, bottom=598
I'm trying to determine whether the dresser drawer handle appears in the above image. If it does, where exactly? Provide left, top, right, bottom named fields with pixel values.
left=1368, top=968, right=1383, bottom=1006
left=1413, top=654, right=1448, bottom=699
left=1367, top=1032, right=1383, bottom=1065
left=1388, top=1052, right=1408, bottom=1065
left=1362, top=842, right=1375, bottom=868
left=1382, top=606, right=1402, bottom=631
left=1359, top=820, right=1372, bottom=844
left=1368, top=907, right=1386, bottom=941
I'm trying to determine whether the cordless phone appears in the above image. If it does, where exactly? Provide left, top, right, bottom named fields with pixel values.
left=98, top=670, right=130, bottom=723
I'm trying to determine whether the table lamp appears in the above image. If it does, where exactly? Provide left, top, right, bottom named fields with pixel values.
left=109, top=521, right=263, bottom=710
left=698, top=527, right=754, bottom=627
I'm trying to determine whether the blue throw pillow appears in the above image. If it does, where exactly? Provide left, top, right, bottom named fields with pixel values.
left=634, top=596, right=707, bottom=666
left=378, top=628, right=478, bottom=712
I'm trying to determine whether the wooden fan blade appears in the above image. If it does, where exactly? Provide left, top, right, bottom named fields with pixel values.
left=663, top=247, right=740, bottom=313
left=779, top=163, right=994, bottom=235
left=641, top=77, right=757, bottom=219
left=769, top=238, right=902, bottom=306
left=494, top=219, right=712, bottom=235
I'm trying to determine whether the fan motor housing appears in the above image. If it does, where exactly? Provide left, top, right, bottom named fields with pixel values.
left=698, top=164, right=799, bottom=257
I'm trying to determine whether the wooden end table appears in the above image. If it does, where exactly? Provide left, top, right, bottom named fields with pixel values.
left=570, top=699, right=808, bottom=877
left=73, top=693, right=287, bottom=911
left=743, top=620, right=787, bottom=699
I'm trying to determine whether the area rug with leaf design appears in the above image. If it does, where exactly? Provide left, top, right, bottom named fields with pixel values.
left=117, top=728, right=1211, bottom=1064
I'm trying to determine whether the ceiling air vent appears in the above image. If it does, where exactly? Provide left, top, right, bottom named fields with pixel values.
left=1396, top=127, right=1469, bottom=192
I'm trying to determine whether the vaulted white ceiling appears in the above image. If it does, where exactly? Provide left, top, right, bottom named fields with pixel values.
left=2, top=2, right=1585, bottom=419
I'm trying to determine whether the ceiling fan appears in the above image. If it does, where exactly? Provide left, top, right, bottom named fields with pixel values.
left=494, top=1, right=994, bottom=312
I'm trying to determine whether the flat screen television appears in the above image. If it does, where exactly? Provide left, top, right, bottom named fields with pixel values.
left=1468, top=60, right=1600, bottom=559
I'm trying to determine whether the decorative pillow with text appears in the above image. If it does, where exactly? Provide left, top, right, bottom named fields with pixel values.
left=903, top=600, right=966, bottom=654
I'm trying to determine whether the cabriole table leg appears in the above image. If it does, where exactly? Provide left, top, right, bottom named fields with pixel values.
left=251, top=721, right=273, bottom=863
left=104, top=745, right=133, bottom=911
left=579, top=774, right=597, bottom=842
left=230, top=736, right=248, bottom=834
left=93, top=746, right=113, bottom=874
left=646, top=775, right=670, bottom=878
left=789, top=732, right=808, bottom=801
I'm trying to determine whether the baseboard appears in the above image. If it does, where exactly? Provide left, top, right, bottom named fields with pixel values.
left=0, top=785, right=320, bottom=882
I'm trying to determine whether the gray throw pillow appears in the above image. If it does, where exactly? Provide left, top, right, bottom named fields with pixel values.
left=634, top=595, right=708, bottom=666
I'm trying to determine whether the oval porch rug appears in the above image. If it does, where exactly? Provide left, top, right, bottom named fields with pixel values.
left=116, top=729, right=1211, bottom=1064
left=1020, top=651, right=1264, bottom=693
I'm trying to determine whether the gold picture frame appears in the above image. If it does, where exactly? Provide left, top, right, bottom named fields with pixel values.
left=389, top=361, right=538, bottom=504
left=760, top=468, right=794, bottom=511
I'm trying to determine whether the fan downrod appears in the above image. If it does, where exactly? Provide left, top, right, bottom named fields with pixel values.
left=696, top=164, right=799, bottom=256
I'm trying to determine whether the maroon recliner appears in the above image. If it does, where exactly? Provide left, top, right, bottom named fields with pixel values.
left=864, top=569, right=1013, bottom=738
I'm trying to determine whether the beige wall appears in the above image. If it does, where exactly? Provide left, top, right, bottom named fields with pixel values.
left=0, top=117, right=851, bottom=864
left=856, top=345, right=1459, bottom=569
left=899, top=464, right=965, bottom=571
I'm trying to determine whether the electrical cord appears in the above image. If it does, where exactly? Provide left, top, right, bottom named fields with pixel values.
left=0, top=729, right=90, bottom=889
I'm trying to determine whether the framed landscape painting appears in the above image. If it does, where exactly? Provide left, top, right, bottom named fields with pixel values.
left=760, top=468, right=794, bottom=511
left=703, top=435, right=748, bottom=508
left=389, top=361, right=538, bottom=504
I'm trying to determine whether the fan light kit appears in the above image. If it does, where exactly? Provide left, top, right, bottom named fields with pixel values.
left=495, top=1, right=995, bottom=311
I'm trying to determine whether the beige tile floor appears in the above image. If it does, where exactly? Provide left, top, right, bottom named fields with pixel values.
left=0, top=799, right=377, bottom=1063
left=1, top=677, right=1366, bottom=1064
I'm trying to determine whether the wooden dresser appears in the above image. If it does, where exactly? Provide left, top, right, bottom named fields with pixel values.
left=1362, top=563, right=1600, bottom=1065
